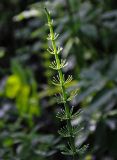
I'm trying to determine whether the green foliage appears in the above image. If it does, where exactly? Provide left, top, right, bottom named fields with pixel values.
left=45, top=8, right=88, bottom=159
left=4, top=60, right=40, bottom=120
left=0, top=120, right=59, bottom=160
left=0, top=0, right=117, bottom=159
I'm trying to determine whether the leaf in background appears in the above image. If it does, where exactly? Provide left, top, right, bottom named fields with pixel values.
left=0, top=47, right=5, bottom=58
left=5, top=75, right=21, bottom=98
left=13, top=9, right=39, bottom=22
left=16, top=85, right=30, bottom=115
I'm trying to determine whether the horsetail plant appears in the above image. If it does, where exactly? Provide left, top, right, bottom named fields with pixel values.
left=45, top=8, right=88, bottom=159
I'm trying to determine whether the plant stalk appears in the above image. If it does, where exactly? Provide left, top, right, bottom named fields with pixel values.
left=45, top=8, right=78, bottom=159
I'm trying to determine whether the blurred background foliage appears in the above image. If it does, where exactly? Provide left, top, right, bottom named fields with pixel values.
left=0, top=0, right=117, bottom=159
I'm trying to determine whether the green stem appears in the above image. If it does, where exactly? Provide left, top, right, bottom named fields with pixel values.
left=45, top=8, right=78, bottom=158
left=45, top=8, right=68, bottom=107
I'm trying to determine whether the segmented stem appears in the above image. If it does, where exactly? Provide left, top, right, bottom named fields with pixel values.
left=45, top=8, right=69, bottom=114
left=45, top=8, right=77, bottom=157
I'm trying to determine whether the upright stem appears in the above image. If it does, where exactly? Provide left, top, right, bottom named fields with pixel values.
left=45, top=8, right=77, bottom=158
left=45, top=8, right=68, bottom=112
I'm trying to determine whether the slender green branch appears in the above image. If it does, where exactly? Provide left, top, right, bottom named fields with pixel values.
left=45, top=8, right=69, bottom=115
left=45, top=7, right=88, bottom=159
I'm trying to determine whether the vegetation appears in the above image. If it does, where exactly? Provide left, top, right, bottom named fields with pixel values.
left=45, top=8, right=88, bottom=159
left=0, top=0, right=117, bottom=160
